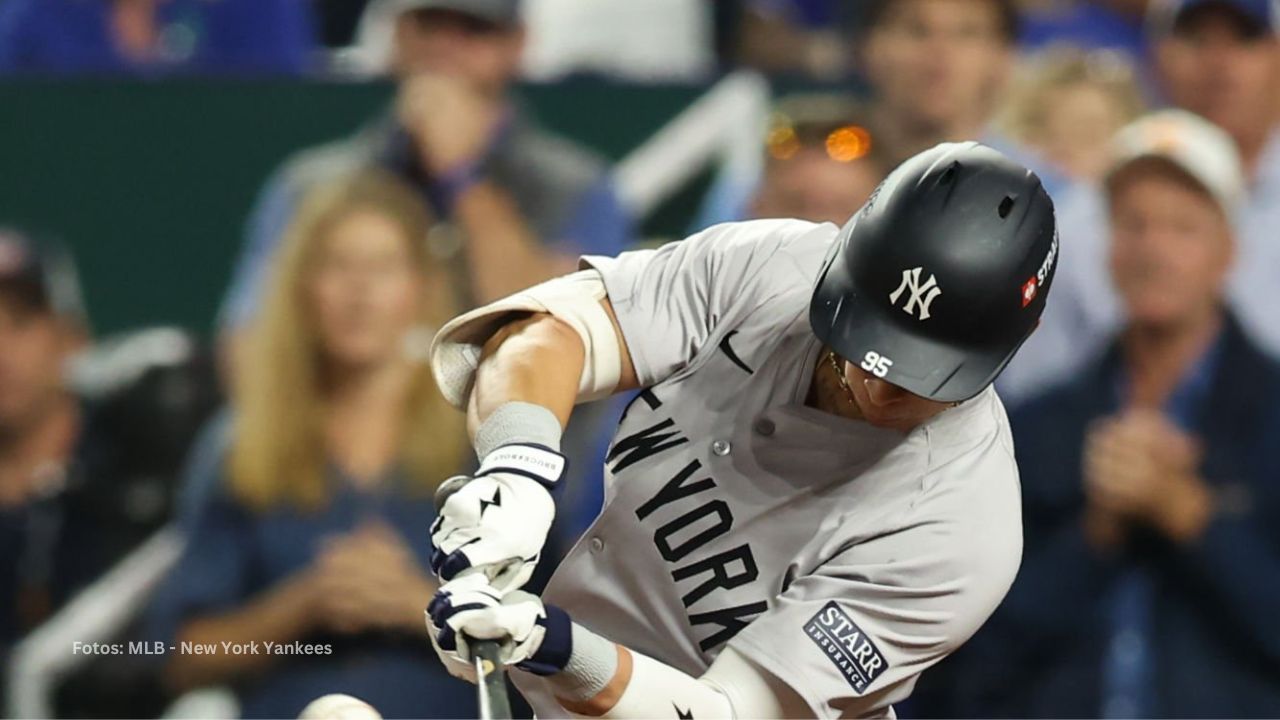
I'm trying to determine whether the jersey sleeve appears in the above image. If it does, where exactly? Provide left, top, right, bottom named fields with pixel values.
left=581, top=219, right=825, bottom=387
left=726, top=509, right=1021, bottom=718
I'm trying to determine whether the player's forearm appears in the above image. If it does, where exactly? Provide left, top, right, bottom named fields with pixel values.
left=548, top=624, right=736, bottom=718
left=467, top=313, right=585, bottom=442
left=552, top=634, right=632, bottom=716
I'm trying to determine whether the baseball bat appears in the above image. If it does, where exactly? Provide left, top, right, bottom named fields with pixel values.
left=435, top=476, right=514, bottom=720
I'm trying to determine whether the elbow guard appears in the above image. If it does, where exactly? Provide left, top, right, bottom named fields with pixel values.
left=429, top=270, right=623, bottom=409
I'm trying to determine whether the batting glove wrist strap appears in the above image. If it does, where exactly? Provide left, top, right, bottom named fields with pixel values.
left=427, top=576, right=573, bottom=680
left=477, top=443, right=567, bottom=490
left=547, top=621, right=619, bottom=701
left=516, top=603, right=573, bottom=676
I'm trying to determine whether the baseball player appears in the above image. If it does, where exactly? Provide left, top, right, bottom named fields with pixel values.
left=424, top=142, right=1059, bottom=718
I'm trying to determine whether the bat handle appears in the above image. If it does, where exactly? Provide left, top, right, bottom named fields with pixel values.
left=471, top=638, right=513, bottom=719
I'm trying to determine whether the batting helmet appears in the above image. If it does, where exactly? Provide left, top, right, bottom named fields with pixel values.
left=809, top=142, right=1058, bottom=403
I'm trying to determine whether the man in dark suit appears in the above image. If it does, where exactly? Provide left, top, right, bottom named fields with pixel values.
left=915, top=109, right=1280, bottom=719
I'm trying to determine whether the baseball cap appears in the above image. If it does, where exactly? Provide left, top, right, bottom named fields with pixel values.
left=1105, top=110, right=1245, bottom=221
left=343, top=0, right=521, bottom=75
left=1149, top=0, right=1278, bottom=38
left=0, top=229, right=87, bottom=324
left=384, top=0, right=520, bottom=27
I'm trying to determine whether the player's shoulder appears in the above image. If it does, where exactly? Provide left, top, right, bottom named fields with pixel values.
left=690, top=219, right=839, bottom=295
left=912, top=389, right=1023, bottom=607
left=693, top=218, right=836, bottom=260
left=920, top=387, right=1015, bottom=471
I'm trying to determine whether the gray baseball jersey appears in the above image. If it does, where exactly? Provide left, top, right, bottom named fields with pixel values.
left=513, top=219, right=1023, bottom=719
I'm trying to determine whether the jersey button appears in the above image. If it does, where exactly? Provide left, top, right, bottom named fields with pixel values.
left=711, top=440, right=731, bottom=456
left=589, top=537, right=605, bottom=553
left=753, top=418, right=776, bottom=437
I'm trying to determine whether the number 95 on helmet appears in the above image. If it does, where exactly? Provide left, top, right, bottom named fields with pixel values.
left=810, top=141, right=1059, bottom=403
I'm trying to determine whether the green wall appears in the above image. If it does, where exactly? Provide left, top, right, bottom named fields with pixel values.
left=0, top=80, right=706, bottom=335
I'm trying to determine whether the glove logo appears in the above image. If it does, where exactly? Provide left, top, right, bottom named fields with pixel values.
left=888, top=267, right=942, bottom=320
left=804, top=601, right=888, bottom=694
left=479, top=487, right=502, bottom=516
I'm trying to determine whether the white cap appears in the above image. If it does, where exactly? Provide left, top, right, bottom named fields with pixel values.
left=1107, top=109, right=1245, bottom=221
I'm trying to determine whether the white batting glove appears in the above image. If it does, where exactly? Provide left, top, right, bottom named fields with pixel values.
left=426, top=574, right=573, bottom=683
left=430, top=443, right=564, bottom=593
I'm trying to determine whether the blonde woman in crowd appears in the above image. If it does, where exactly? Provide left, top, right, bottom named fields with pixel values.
left=998, top=45, right=1146, bottom=182
left=150, top=171, right=473, bottom=718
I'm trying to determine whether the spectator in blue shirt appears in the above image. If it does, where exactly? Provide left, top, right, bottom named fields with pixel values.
left=917, top=110, right=1280, bottom=719
left=1154, top=0, right=1280, bottom=358
left=219, top=0, right=631, bottom=552
left=151, top=172, right=474, bottom=718
left=855, top=0, right=1057, bottom=181
left=0, top=0, right=315, bottom=76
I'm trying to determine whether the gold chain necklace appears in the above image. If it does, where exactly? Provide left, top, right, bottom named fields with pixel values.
left=826, top=350, right=858, bottom=407
left=829, top=350, right=962, bottom=409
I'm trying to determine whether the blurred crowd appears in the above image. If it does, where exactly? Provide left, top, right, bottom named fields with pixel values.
left=1, top=0, right=1279, bottom=718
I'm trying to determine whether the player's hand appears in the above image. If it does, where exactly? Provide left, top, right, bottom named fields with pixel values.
left=425, top=574, right=572, bottom=683
left=396, top=74, right=502, bottom=175
left=430, top=443, right=564, bottom=593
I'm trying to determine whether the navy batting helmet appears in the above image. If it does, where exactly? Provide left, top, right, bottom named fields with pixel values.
left=809, top=142, right=1059, bottom=402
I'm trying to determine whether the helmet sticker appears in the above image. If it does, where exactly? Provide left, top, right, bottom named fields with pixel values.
left=888, top=267, right=942, bottom=321
left=1021, top=277, right=1038, bottom=308
left=1021, top=231, right=1059, bottom=308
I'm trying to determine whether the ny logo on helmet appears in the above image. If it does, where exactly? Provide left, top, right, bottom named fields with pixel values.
left=889, top=267, right=942, bottom=320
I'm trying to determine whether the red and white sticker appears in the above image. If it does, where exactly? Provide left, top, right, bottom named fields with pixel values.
left=1021, top=232, right=1059, bottom=308
left=1021, top=277, right=1038, bottom=307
